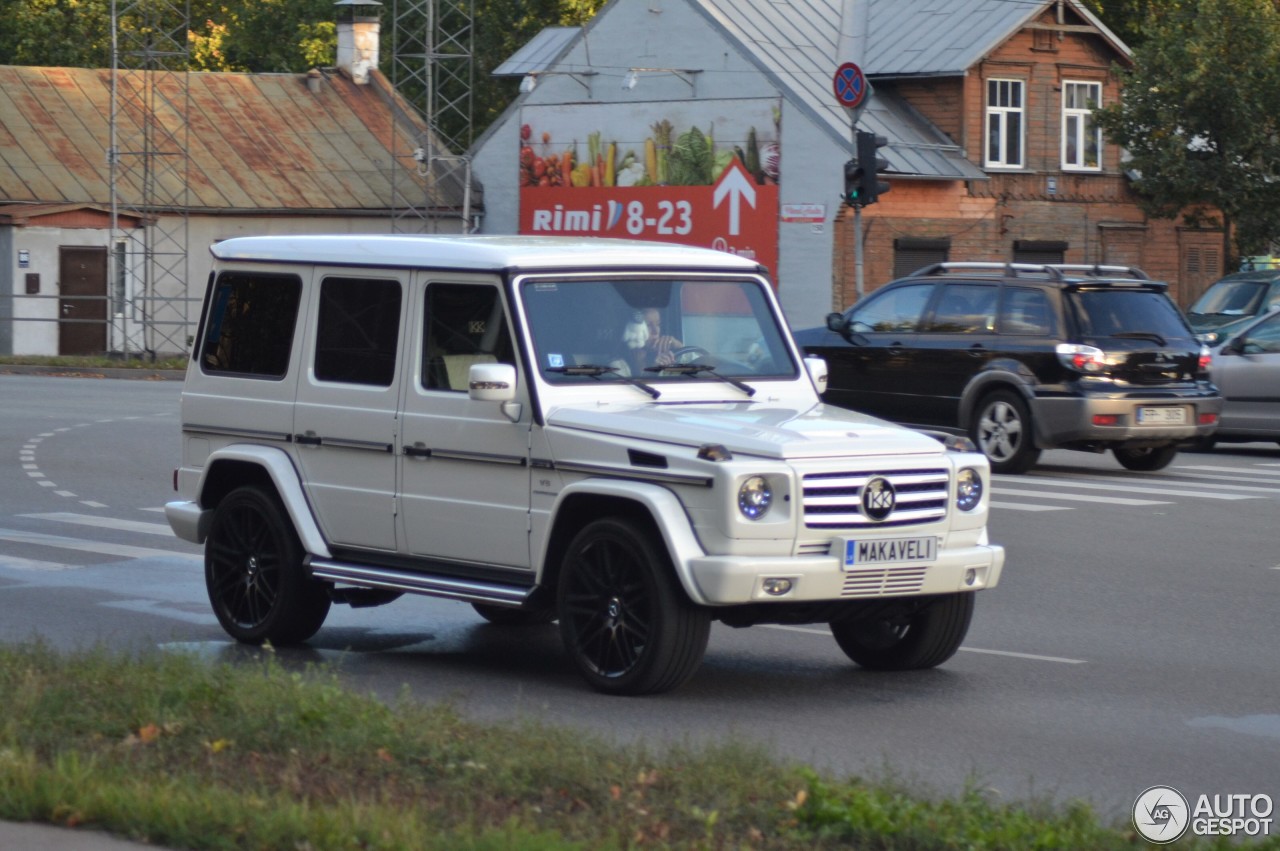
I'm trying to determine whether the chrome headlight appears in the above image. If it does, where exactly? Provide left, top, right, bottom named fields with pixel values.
left=956, top=467, right=983, bottom=512
left=737, top=476, right=773, bottom=520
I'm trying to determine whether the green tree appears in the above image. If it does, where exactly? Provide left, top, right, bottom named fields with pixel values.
left=1095, top=0, right=1280, bottom=269
left=1081, top=0, right=1156, bottom=48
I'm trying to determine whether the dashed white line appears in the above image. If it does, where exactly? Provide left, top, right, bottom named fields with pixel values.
left=23, top=512, right=175, bottom=536
left=761, top=624, right=1086, bottom=664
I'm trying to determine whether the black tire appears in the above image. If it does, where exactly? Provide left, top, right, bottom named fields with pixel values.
left=205, top=486, right=330, bottom=645
left=830, top=593, right=975, bottom=671
left=472, top=602, right=557, bottom=625
left=557, top=518, right=710, bottom=695
left=971, top=390, right=1041, bottom=474
left=1113, top=444, right=1179, bottom=471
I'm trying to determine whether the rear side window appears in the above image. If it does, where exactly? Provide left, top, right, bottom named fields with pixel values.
left=1071, top=289, right=1191, bottom=339
left=314, top=276, right=403, bottom=387
left=927, top=283, right=998, bottom=333
left=1000, top=287, right=1054, bottom=335
left=199, top=271, right=301, bottom=378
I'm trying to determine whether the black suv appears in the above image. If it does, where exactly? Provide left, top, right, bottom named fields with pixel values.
left=794, top=263, right=1222, bottom=473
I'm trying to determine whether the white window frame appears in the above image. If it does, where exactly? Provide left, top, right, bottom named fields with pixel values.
left=986, top=78, right=1025, bottom=169
left=1062, top=81, right=1102, bottom=171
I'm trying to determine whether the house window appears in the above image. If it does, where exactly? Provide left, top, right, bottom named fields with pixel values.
left=1013, top=240, right=1068, bottom=265
left=1062, top=81, right=1102, bottom=170
left=986, top=79, right=1024, bottom=168
left=894, top=237, right=950, bottom=278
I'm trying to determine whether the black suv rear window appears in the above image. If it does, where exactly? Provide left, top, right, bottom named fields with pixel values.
left=1071, top=289, right=1190, bottom=339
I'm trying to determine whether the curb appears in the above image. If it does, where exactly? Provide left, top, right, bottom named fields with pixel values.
left=0, top=364, right=185, bottom=381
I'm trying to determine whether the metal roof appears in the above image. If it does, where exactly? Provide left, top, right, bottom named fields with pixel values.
left=492, top=27, right=581, bottom=77
left=0, top=65, right=465, bottom=213
left=688, top=0, right=1125, bottom=179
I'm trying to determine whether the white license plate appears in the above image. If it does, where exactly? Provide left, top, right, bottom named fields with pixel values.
left=839, top=536, right=938, bottom=569
left=1137, top=406, right=1187, bottom=425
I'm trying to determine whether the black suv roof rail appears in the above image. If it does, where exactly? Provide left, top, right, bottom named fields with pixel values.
left=912, top=262, right=1151, bottom=281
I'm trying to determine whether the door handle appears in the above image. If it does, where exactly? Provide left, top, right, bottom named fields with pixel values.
left=62, top=304, right=73, bottom=315
left=294, top=432, right=321, bottom=447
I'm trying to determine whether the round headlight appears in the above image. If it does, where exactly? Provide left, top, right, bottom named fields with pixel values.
left=956, top=467, right=983, bottom=512
left=738, top=476, right=773, bottom=520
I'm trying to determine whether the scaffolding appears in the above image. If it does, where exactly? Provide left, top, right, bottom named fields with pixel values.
left=389, top=0, right=476, bottom=232
left=109, top=0, right=193, bottom=357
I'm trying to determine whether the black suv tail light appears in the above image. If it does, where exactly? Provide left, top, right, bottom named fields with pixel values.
left=1055, top=343, right=1108, bottom=374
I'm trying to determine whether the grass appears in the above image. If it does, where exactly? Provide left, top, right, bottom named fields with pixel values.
left=0, top=643, right=1261, bottom=850
left=0, top=354, right=188, bottom=370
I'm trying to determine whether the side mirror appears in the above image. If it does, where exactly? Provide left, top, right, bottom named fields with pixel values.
left=469, top=362, right=517, bottom=402
left=825, top=312, right=848, bottom=333
left=804, top=355, right=829, bottom=394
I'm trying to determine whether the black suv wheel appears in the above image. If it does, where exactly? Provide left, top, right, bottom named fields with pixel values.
left=971, top=390, right=1041, bottom=474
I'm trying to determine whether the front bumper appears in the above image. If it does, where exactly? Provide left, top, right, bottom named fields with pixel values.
left=686, top=542, right=1004, bottom=605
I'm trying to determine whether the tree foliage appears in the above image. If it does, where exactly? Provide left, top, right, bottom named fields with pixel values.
left=1095, top=0, right=1280, bottom=263
left=1081, top=0, right=1156, bottom=48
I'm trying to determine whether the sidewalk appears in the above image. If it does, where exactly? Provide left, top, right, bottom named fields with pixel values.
left=0, top=821, right=180, bottom=850
left=0, top=364, right=185, bottom=381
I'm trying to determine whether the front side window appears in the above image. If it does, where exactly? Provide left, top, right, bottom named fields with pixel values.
left=314, top=276, right=403, bottom=386
left=986, top=79, right=1024, bottom=168
left=199, top=271, right=302, bottom=379
left=851, top=283, right=935, bottom=333
left=422, top=283, right=515, bottom=391
left=1062, top=81, right=1101, bottom=170
left=521, top=277, right=794, bottom=383
left=1240, top=313, right=1280, bottom=353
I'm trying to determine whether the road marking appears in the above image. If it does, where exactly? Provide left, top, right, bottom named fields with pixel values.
left=22, top=512, right=175, bottom=536
left=0, top=527, right=200, bottom=562
left=1175, top=464, right=1280, bottom=477
left=992, top=487, right=1170, bottom=506
left=989, top=501, right=1071, bottom=511
left=102, top=600, right=218, bottom=625
left=760, top=625, right=1086, bottom=664
left=0, top=555, right=78, bottom=571
left=999, top=476, right=1258, bottom=500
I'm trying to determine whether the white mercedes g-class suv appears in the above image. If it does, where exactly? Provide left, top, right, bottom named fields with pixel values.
left=166, top=235, right=1004, bottom=694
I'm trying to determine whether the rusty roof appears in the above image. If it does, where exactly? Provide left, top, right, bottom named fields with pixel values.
left=0, top=65, right=468, bottom=215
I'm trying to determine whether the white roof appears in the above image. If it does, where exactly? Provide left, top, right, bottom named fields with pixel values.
left=209, top=234, right=768, bottom=273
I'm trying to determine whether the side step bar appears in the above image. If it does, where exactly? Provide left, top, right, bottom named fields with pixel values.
left=308, top=558, right=534, bottom=607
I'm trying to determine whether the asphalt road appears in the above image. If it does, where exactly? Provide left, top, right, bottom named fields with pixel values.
left=1, top=373, right=1277, bottom=828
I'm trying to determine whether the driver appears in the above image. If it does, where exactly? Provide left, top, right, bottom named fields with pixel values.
left=617, top=308, right=683, bottom=374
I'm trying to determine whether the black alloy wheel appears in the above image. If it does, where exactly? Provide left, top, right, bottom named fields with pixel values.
left=1113, top=444, right=1179, bottom=471
left=205, top=486, right=330, bottom=645
left=830, top=593, right=975, bottom=671
left=972, top=390, right=1041, bottom=474
left=557, top=518, right=710, bottom=695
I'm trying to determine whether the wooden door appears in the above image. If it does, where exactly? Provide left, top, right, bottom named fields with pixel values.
left=58, top=246, right=107, bottom=355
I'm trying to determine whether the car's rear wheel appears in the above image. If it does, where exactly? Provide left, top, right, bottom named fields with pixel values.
left=205, top=486, right=330, bottom=645
left=830, top=593, right=975, bottom=671
left=557, top=518, right=710, bottom=695
left=1113, top=444, right=1179, bottom=471
left=472, top=602, right=556, bottom=625
left=971, top=390, right=1040, bottom=473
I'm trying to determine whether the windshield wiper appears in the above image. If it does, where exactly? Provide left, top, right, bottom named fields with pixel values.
left=1111, top=331, right=1167, bottom=345
left=644, top=363, right=756, bottom=397
left=547, top=364, right=660, bottom=399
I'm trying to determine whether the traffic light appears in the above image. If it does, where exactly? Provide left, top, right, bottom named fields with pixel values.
left=855, top=129, right=891, bottom=206
left=842, top=157, right=865, bottom=207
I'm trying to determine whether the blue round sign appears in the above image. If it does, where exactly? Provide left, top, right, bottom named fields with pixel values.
left=833, top=62, right=867, bottom=109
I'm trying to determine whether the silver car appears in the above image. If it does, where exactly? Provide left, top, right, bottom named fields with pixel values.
left=1200, top=307, right=1280, bottom=448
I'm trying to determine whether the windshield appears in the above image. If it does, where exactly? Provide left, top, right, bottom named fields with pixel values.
left=1070, top=289, right=1192, bottom=339
left=520, top=276, right=797, bottom=385
left=1188, top=280, right=1267, bottom=316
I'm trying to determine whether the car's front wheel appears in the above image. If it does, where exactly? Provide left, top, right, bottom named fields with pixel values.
left=1113, top=444, right=1179, bottom=471
left=557, top=518, right=710, bottom=695
left=830, top=593, right=975, bottom=670
left=205, top=486, right=331, bottom=645
left=971, top=390, right=1040, bottom=473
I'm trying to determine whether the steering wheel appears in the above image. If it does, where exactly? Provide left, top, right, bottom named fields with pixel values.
left=671, top=345, right=711, bottom=364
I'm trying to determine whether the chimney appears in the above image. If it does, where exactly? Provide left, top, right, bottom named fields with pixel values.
left=335, top=0, right=382, bottom=84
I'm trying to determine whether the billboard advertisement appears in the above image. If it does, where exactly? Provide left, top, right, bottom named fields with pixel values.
left=517, top=99, right=781, bottom=276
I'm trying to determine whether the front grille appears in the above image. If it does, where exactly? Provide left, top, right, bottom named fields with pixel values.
left=802, top=467, right=949, bottom=529
left=841, top=565, right=928, bottom=597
